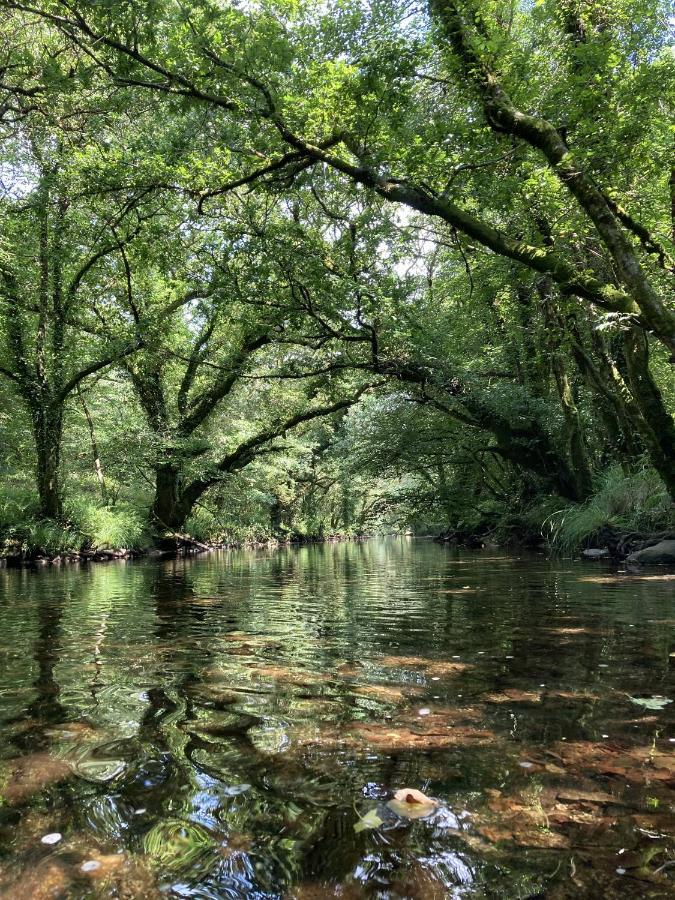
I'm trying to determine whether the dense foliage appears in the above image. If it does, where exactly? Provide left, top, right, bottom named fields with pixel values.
left=0, top=0, right=672, bottom=555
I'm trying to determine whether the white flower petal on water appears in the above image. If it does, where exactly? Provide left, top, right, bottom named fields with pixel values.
left=41, top=833, right=62, bottom=845
left=629, top=695, right=672, bottom=711
left=81, top=860, right=101, bottom=873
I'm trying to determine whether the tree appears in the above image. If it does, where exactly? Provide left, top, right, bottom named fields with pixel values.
left=114, top=203, right=377, bottom=538
left=0, top=116, right=204, bottom=518
left=0, top=0, right=672, bottom=553
left=17, top=0, right=672, bottom=351
left=0, top=136, right=146, bottom=518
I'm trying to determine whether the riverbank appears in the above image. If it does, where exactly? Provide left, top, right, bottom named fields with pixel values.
left=2, top=466, right=673, bottom=569
left=6, top=527, right=674, bottom=571
left=433, top=467, right=674, bottom=564
left=0, top=530, right=370, bottom=568
left=434, top=527, right=675, bottom=565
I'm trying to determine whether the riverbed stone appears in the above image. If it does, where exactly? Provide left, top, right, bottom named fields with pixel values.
left=626, top=540, right=675, bottom=566
left=582, top=548, right=610, bottom=559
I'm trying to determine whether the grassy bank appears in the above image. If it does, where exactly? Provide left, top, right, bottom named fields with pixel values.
left=435, top=467, right=674, bottom=558
left=0, top=484, right=365, bottom=563
left=2, top=467, right=673, bottom=565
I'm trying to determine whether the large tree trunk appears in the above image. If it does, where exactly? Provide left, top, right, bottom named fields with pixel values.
left=33, top=405, right=64, bottom=520
left=540, top=286, right=594, bottom=498
left=151, top=463, right=193, bottom=534
left=622, top=329, right=675, bottom=501
left=571, top=325, right=674, bottom=497
left=569, top=326, right=644, bottom=471
left=551, top=355, right=594, bottom=499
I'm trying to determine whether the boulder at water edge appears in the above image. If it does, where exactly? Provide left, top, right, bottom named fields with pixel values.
left=626, top=540, right=675, bottom=566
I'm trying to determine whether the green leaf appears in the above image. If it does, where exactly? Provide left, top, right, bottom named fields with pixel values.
left=628, top=696, right=672, bottom=711
left=354, top=808, right=384, bottom=833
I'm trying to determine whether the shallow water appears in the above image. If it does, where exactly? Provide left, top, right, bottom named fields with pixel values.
left=0, top=538, right=673, bottom=899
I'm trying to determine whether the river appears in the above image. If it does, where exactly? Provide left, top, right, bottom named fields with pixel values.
left=0, top=538, right=673, bottom=898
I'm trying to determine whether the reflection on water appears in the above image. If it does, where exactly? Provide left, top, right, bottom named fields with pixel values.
left=0, top=538, right=673, bottom=898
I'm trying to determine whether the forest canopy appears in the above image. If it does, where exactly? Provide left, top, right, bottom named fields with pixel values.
left=0, top=0, right=673, bottom=556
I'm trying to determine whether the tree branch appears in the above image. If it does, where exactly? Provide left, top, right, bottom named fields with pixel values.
left=56, top=338, right=142, bottom=403
left=179, top=385, right=375, bottom=507
left=177, top=332, right=271, bottom=436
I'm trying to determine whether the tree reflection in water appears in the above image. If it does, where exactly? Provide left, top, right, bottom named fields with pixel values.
left=0, top=540, right=673, bottom=898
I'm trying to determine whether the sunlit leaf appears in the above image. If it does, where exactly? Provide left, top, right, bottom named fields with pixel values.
left=629, top=696, right=672, bottom=711
left=354, top=808, right=384, bottom=833
left=387, top=788, right=437, bottom=819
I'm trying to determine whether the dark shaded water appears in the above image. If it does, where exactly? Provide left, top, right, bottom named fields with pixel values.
left=0, top=539, right=673, bottom=899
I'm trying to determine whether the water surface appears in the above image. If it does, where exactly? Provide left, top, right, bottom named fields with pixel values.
left=0, top=538, right=673, bottom=898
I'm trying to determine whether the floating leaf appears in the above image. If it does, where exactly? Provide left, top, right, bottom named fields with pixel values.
left=628, top=696, right=672, bottom=711
left=387, top=788, right=437, bottom=819
left=354, top=808, right=384, bottom=833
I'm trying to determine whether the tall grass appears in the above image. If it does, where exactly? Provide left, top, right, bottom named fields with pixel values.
left=0, top=482, right=150, bottom=555
left=0, top=486, right=80, bottom=555
left=67, top=498, right=149, bottom=550
left=544, top=466, right=673, bottom=554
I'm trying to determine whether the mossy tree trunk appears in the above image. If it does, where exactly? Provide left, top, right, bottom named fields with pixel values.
left=622, top=329, right=675, bottom=501
left=32, top=403, right=64, bottom=520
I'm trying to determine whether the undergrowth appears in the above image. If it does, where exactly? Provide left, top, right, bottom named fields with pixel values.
left=0, top=483, right=150, bottom=556
left=543, top=466, right=673, bottom=554
left=66, top=498, right=149, bottom=550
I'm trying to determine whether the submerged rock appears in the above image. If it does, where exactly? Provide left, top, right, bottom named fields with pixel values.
left=2, top=753, right=72, bottom=804
left=582, top=548, right=610, bottom=559
left=626, top=539, right=675, bottom=566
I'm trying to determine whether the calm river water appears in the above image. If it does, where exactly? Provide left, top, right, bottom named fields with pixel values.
left=0, top=538, right=673, bottom=898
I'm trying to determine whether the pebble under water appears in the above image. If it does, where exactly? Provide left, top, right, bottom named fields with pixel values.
left=0, top=538, right=673, bottom=898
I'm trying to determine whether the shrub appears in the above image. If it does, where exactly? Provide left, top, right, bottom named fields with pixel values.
left=544, top=466, right=673, bottom=554
left=67, top=499, right=149, bottom=550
